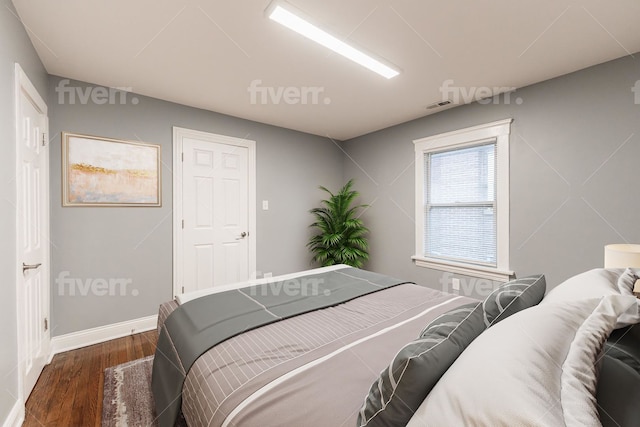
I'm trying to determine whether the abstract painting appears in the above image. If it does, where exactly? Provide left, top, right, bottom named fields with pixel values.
left=62, top=132, right=161, bottom=206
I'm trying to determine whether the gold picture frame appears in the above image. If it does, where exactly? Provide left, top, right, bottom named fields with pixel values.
left=62, top=132, right=161, bottom=206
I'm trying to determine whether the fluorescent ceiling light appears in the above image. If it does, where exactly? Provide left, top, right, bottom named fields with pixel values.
left=268, top=3, right=400, bottom=79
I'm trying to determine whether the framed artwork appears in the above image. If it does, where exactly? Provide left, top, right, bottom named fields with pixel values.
left=62, top=132, right=161, bottom=206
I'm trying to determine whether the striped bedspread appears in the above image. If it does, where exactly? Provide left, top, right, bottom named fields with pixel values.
left=156, top=274, right=474, bottom=427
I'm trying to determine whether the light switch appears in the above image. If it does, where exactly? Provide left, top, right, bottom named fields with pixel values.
left=262, top=200, right=269, bottom=210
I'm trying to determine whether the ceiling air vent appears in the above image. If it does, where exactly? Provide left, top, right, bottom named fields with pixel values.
left=426, top=100, right=452, bottom=110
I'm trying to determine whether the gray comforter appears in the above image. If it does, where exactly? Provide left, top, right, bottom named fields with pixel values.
left=155, top=270, right=473, bottom=426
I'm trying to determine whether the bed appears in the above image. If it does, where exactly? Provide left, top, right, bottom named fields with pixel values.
left=152, top=265, right=640, bottom=427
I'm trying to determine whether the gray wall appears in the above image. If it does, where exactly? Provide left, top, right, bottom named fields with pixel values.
left=48, top=76, right=344, bottom=336
left=342, top=54, right=640, bottom=295
left=0, top=0, right=49, bottom=421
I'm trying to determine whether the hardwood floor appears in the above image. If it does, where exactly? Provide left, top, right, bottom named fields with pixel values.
left=24, top=331, right=158, bottom=427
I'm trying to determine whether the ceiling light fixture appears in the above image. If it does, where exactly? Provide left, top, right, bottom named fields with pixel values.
left=267, top=2, right=400, bottom=79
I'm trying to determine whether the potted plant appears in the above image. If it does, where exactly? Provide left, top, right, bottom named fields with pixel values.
left=307, top=179, right=369, bottom=268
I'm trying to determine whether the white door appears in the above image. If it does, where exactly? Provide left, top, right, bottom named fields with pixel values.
left=174, top=128, right=256, bottom=295
left=15, top=64, right=50, bottom=400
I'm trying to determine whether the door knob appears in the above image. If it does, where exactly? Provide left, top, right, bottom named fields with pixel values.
left=236, top=232, right=248, bottom=240
left=23, top=262, right=42, bottom=273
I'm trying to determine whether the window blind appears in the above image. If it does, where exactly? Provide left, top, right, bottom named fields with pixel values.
left=424, top=142, right=497, bottom=266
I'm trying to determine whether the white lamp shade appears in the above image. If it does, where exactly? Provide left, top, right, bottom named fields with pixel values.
left=604, top=244, right=640, bottom=268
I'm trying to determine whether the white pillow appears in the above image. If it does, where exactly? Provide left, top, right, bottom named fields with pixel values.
left=542, top=268, right=639, bottom=328
left=617, top=268, right=639, bottom=296
left=407, top=295, right=640, bottom=427
left=542, top=268, right=622, bottom=303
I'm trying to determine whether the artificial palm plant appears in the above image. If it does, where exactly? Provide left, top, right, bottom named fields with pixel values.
left=307, top=179, right=369, bottom=268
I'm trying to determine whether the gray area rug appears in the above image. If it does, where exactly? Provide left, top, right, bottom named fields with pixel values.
left=102, top=356, right=187, bottom=426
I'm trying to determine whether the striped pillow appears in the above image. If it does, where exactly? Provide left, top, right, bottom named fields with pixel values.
left=357, top=275, right=546, bottom=427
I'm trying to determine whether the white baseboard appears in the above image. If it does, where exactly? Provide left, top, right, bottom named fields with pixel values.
left=49, top=314, right=158, bottom=360
left=2, top=399, right=24, bottom=427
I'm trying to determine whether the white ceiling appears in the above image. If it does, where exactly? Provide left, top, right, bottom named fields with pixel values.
left=12, top=0, right=640, bottom=140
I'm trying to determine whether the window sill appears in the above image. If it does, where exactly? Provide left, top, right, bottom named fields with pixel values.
left=412, top=256, right=514, bottom=282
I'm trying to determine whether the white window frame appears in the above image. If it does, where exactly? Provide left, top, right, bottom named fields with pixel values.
left=412, top=119, right=513, bottom=282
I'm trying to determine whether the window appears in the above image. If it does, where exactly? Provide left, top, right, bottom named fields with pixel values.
left=413, top=119, right=513, bottom=281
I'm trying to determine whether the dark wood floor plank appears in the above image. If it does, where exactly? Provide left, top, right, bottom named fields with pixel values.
left=24, top=330, right=158, bottom=427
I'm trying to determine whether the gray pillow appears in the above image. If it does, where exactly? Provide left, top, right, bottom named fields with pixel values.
left=597, top=355, right=640, bottom=427
left=357, top=302, right=484, bottom=427
left=357, top=274, right=546, bottom=427
left=482, top=274, right=546, bottom=326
